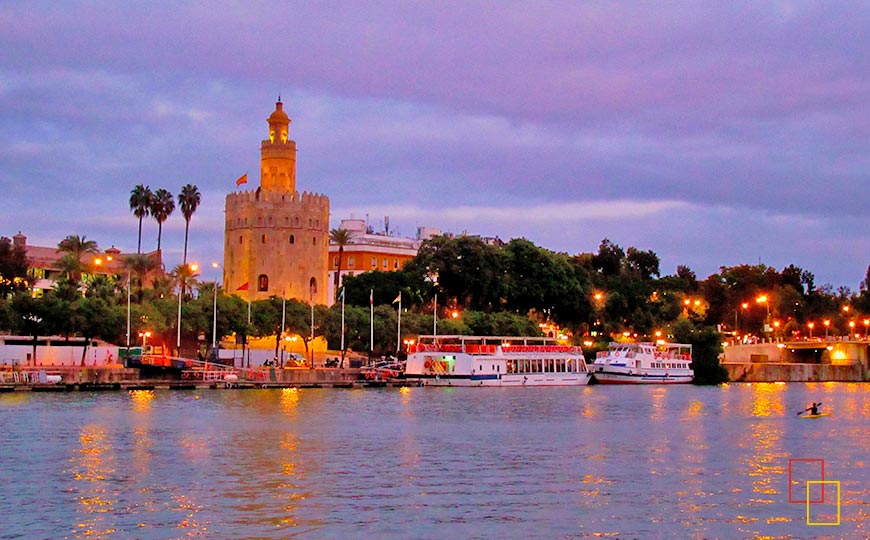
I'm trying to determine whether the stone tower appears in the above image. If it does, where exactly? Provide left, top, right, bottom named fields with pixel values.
left=223, top=100, right=330, bottom=305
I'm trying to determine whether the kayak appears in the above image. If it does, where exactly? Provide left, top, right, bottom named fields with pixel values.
left=800, top=413, right=831, bottom=419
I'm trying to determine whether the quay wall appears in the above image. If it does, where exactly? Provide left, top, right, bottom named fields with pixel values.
left=723, top=362, right=865, bottom=382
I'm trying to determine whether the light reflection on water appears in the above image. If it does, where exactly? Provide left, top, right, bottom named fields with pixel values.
left=0, top=384, right=868, bottom=539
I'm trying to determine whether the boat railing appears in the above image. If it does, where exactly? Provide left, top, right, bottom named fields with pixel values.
left=412, top=343, right=583, bottom=355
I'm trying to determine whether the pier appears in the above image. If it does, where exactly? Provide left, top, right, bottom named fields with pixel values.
left=0, top=359, right=418, bottom=392
left=722, top=338, right=870, bottom=382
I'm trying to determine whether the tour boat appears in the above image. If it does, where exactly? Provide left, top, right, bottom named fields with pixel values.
left=591, top=342, right=693, bottom=384
left=405, top=335, right=591, bottom=386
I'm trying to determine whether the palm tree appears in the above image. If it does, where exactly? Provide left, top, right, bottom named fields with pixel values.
left=56, top=234, right=99, bottom=282
left=178, top=184, right=201, bottom=264
left=329, top=227, right=355, bottom=302
left=150, top=188, right=175, bottom=252
left=123, top=253, right=160, bottom=303
left=129, top=184, right=154, bottom=254
left=172, top=263, right=200, bottom=301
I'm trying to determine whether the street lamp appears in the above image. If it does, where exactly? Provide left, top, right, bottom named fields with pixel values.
left=139, top=331, right=152, bottom=351
left=808, top=322, right=815, bottom=339
left=176, top=263, right=198, bottom=356
left=823, top=319, right=830, bottom=341
left=756, top=295, right=770, bottom=332
left=211, top=262, right=222, bottom=353
left=849, top=321, right=856, bottom=339
left=864, top=318, right=870, bottom=340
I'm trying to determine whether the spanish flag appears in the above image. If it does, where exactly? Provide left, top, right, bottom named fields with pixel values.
left=235, top=173, right=248, bottom=186
left=236, top=282, right=249, bottom=291
left=392, top=293, right=402, bottom=304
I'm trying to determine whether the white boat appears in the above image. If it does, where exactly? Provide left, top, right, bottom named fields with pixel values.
left=591, top=342, right=693, bottom=384
left=405, top=335, right=591, bottom=387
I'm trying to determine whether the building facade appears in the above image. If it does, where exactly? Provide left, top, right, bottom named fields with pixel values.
left=224, top=101, right=330, bottom=305
left=327, top=219, right=440, bottom=303
left=5, top=232, right=161, bottom=296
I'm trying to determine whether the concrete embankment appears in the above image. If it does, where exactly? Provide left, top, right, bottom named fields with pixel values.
left=722, top=340, right=869, bottom=382
left=0, top=366, right=415, bottom=391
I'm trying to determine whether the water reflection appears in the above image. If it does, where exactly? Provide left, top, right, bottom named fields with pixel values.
left=70, top=425, right=116, bottom=539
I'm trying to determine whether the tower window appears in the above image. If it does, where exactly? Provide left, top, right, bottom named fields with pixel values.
left=382, top=258, right=388, bottom=269
left=239, top=235, right=243, bottom=245
left=371, top=257, right=376, bottom=269
left=258, top=274, right=269, bottom=292
left=289, top=235, right=295, bottom=244
left=394, top=259, right=399, bottom=269
left=309, top=277, right=317, bottom=296
left=313, top=237, right=317, bottom=246
left=261, top=234, right=267, bottom=243
left=333, top=256, right=339, bottom=268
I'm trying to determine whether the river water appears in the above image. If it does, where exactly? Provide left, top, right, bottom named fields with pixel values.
left=1, top=383, right=868, bottom=540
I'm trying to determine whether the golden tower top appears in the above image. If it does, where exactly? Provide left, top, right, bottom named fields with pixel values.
left=260, top=99, right=297, bottom=192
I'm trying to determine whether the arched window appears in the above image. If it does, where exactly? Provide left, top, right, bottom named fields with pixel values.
left=394, top=259, right=399, bottom=269
left=261, top=234, right=267, bottom=243
left=239, top=235, right=243, bottom=245
left=258, top=274, right=269, bottom=292
left=289, top=235, right=295, bottom=244
left=309, top=277, right=317, bottom=295
left=382, top=258, right=388, bottom=269
left=348, top=256, right=355, bottom=269
left=371, top=257, right=376, bottom=269
left=312, top=237, right=317, bottom=246
left=333, top=256, right=339, bottom=268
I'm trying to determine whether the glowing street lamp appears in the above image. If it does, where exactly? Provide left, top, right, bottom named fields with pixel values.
left=864, top=319, right=869, bottom=340
left=823, top=319, right=830, bottom=341
left=211, top=262, right=222, bottom=351
left=808, top=322, right=815, bottom=339
left=849, top=321, right=856, bottom=339
left=139, top=331, right=152, bottom=350
left=177, top=263, right=198, bottom=354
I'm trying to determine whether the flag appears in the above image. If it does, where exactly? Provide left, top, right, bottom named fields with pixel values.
left=237, top=282, right=249, bottom=291
left=392, top=293, right=401, bottom=304
left=235, top=173, right=248, bottom=186
left=369, top=289, right=373, bottom=305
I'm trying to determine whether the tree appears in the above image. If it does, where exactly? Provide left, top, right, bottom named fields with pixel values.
left=0, top=236, right=30, bottom=297
left=593, top=238, right=625, bottom=276
left=129, top=184, right=154, bottom=254
left=71, top=296, right=123, bottom=365
left=329, top=227, right=355, bottom=302
left=123, top=253, right=160, bottom=303
left=150, top=188, right=175, bottom=251
left=672, top=318, right=728, bottom=385
left=56, top=234, right=99, bottom=282
left=178, top=184, right=201, bottom=264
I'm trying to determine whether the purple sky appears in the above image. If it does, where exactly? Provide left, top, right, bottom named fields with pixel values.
left=1, top=2, right=868, bottom=289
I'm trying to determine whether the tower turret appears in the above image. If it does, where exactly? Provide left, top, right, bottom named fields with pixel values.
left=260, top=99, right=297, bottom=192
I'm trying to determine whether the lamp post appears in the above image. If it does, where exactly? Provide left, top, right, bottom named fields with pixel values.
left=808, top=322, right=815, bottom=340
left=756, top=295, right=770, bottom=334
left=211, top=262, right=221, bottom=354
left=126, top=270, right=131, bottom=361
left=849, top=321, right=856, bottom=339
left=823, top=319, right=830, bottom=341
left=864, top=319, right=870, bottom=340
left=176, top=263, right=197, bottom=356
left=139, top=331, right=151, bottom=351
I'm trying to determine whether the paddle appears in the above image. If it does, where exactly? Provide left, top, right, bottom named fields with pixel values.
left=796, top=402, right=823, bottom=416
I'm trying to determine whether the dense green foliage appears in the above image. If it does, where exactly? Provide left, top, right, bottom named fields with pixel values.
left=2, top=229, right=869, bottom=383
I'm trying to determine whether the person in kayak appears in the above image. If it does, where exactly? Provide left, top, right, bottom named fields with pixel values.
left=806, top=402, right=820, bottom=415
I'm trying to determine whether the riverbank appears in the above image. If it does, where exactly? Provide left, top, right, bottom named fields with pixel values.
left=0, top=366, right=417, bottom=392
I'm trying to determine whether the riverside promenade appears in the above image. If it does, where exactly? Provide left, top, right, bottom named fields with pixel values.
left=0, top=363, right=415, bottom=392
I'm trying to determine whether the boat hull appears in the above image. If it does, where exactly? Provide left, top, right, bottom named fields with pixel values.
left=410, top=373, right=592, bottom=387
left=592, top=369, right=693, bottom=384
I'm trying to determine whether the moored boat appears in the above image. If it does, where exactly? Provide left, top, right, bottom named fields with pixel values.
left=405, top=335, right=591, bottom=386
left=591, top=342, right=693, bottom=384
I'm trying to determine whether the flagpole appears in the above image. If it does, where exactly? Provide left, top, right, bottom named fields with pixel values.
left=309, top=289, right=314, bottom=369
left=396, top=293, right=402, bottom=353
left=340, top=287, right=346, bottom=367
left=370, top=288, right=374, bottom=360
left=433, top=292, right=438, bottom=337
left=280, top=289, right=286, bottom=367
